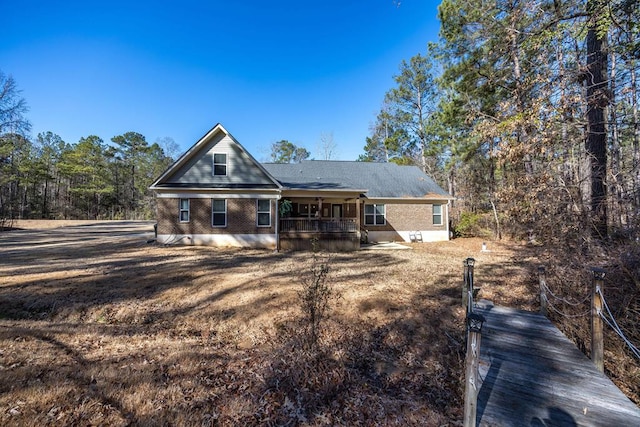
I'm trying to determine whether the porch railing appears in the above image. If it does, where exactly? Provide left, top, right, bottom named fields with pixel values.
left=280, top=218, right=357, bottom=233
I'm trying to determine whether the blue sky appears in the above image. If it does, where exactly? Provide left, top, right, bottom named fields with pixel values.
left=2, top=1, right=442, bottom=161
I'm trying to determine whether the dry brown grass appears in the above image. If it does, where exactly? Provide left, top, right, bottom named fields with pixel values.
left=0, top=225, right=546, bottom=425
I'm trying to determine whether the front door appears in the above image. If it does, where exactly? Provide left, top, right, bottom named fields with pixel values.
left=332, top=204, right=342, bottom=218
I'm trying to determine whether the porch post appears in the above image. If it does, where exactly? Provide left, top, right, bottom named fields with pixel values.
left=275, top=196, right=280, bottom=251
left=317, top=197, right=323, bottom=218
left=355, top=197, right=361, bottom=237
left=446, top=201, right=451, bottom=239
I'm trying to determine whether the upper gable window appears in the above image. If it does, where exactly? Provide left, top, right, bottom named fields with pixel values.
left=213, top=153, right=227, bottom=176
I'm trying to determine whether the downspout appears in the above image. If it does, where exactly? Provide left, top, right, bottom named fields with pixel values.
left=275, top=194, right=281, bottom=252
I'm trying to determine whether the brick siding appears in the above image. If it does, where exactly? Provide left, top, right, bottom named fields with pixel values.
left=157, top=198, right=275, bottom=235
left=360, top=203, right=447, bottom=231
left=157, top=198, right=445, bottom=237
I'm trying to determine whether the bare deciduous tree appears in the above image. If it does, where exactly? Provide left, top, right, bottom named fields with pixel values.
left=316, top=131, right=338, bottom=160
left=0, top=71, right=30, bottom=136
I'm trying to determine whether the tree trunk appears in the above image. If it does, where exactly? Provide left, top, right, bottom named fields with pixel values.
left=631, top=54, right=640, bottom=213
left=585, top=0, right=609, bottom=239
left=42, top=177, right=49, bottom=218
left=448, top=165, right=456, bottom=208
left=609, top=49, right=623, bottom=228
left=509, top=19, right=533, bottom=177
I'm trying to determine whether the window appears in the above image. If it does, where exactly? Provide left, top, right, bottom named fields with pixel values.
left=298, top=203, right=318, bottom=218
left=212, top=199, right=227, bottom=227
left=433, top=204, right=443, bottom=225
left=179, top=198, right=190, bottom=222
left=364, top=204, right=385, bottom=225
left=257, top=199, right=271, bottom=227
left=213, top=153, right=227, bottom=176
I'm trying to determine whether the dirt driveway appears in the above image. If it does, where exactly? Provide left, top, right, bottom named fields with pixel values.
left=0, top=221, right=156, bottom=256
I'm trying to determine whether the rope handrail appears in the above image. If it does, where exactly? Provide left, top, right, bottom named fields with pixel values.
left=538, top=277, right=590, bottom=318
left=597, top=287, right=640, bottom=361
left=540, top=279, right=591, bottom=307
left=545, top=296, right=591, bottom=319
left=539, top=266, right=639, bottom=365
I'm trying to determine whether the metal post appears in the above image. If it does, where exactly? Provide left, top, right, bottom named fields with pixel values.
left=463, top=312, right=485, bottom=427
left=538, top=266, right=547, bottom=317
left=591, top=267, right=605, bottom=373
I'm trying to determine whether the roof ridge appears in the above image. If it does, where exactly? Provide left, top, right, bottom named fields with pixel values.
left=262, top=160, right=363, bottom=164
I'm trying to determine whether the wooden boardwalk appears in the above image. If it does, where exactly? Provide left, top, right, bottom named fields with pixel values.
left=474, top=300, right=640, bottom=426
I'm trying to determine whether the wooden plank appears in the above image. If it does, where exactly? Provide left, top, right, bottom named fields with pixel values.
left=481, top=327, right=595, bottom=370
left=480, top=334, right=600, bottom=376
left=479, top=396, right=638, bottom=427
left=479, top=364, right=637, bottom=409
left=480, top=350, right=609, bottom=388
left=480, top=383, right=640, bottom=426
left=472, top=302, right=640, bottom=427
left=478, top=311, right=592, bottom=365
left=479, top=317, right=621, bottom=388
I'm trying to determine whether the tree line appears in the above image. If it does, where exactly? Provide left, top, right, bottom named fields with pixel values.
left=361, top=0, right=639, bottom=244
left=0, top=73, right=174, bottom=222
left=4, top=0, right=638, bottom=242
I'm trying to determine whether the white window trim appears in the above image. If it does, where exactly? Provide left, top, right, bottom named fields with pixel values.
left=212, top=199, right=227, bottom=227
left=433, top=204, right=443, bottom=226
left=179, top=198, right=190, bottom=223
left=213, top=152, right=228, bottom=176
left=256, top=199, right=271, bottom=227
left=364, top=203, right=386, bottom=226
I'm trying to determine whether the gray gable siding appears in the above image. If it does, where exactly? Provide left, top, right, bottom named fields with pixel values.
left=166, top=133, right=275, bottom=186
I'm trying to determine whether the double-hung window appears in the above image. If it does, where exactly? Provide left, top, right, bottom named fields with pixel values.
left=179, top=198, right=190, bottom=222
left=364, top=204, right=385, bottom=226
left=257, top=199, right=271, bottom=227
left=433, top=204, right=443, bottom=226
left=212, top=199, right=227, bottom=227
left=213, top=153, right=227, bottom=176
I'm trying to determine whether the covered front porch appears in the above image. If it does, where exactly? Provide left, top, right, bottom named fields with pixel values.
left=277, top=195, right=362, bottom=251
left=280, top=217, right=358, bottom=233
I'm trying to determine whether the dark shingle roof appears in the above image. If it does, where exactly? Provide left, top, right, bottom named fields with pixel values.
left=262, top=161, right=451, bottom=199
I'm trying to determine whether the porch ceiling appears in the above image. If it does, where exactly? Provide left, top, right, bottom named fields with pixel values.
left=279, top=189, right=365, bottom=199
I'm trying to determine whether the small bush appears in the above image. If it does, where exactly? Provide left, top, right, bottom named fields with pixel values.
left=452, top=211, right=492, bottom=238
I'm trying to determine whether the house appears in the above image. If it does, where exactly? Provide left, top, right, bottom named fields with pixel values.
left=150, top=124, right=453, bottom=251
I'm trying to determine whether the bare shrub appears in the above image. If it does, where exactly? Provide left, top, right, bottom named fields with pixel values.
left=295, top=239, right=338, bottom=352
